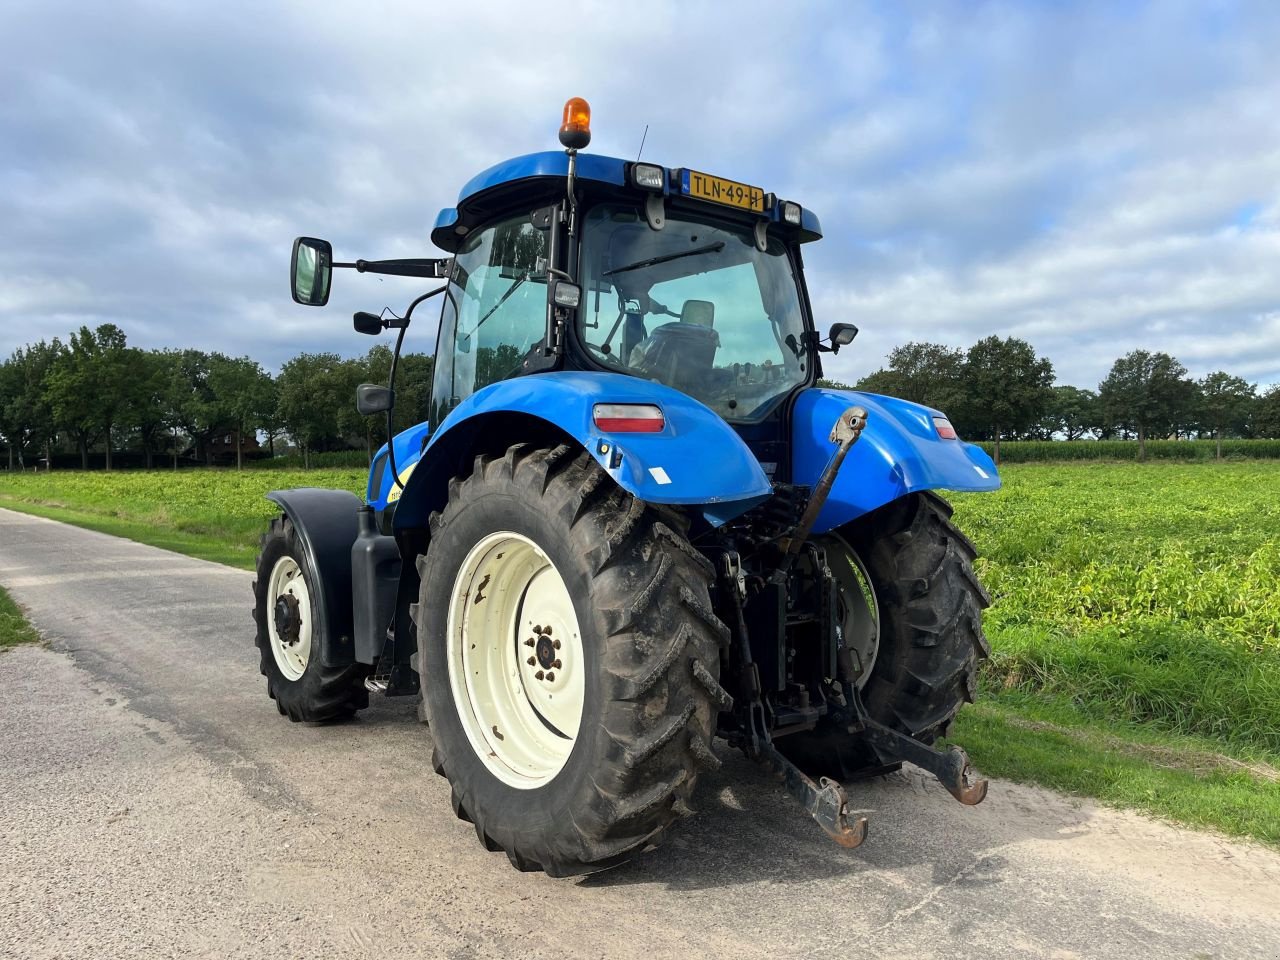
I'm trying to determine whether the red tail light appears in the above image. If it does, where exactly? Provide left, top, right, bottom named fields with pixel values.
left=933, top=416, right=958, bottom=440
left=593, top=403, right=665, bottom=433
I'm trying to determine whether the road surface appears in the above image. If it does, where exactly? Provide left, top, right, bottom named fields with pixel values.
left=2, top=507, right=1278, bottom=960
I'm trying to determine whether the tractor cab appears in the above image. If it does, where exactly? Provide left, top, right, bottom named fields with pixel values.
left=421, top=104, right=849, bottom=479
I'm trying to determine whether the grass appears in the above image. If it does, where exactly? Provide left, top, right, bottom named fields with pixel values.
left=1, top=460, right=1278, bottom=843
left=0, top=468, right=367, bottom=570
left=0, top=585, right=41, bottom=650
left=948, top=696, right=1280, bottom=845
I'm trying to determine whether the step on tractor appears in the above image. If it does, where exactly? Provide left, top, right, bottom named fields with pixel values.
left=256, top=97, right=1000, bottom=876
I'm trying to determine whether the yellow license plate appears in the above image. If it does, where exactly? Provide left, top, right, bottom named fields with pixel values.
left=682, top=169, right=765, bottom=212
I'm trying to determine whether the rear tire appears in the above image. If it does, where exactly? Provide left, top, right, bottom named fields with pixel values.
left=252, top=515, right=370, bottom=722
left=413, top=443, right=730, bottom=876
left=779, top=492, right=990, bottom=780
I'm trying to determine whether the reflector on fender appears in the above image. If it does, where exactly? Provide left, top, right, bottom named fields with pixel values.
left=933, top=416, right=958, bottom=440
left=593, top=403, right=665, bottom=433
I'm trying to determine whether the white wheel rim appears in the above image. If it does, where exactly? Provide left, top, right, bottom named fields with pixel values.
left=445, top=531, right=585, bottom=789
left=820, top=535, right=880, bottom=690
left=266, top=555, right=312, bottom=682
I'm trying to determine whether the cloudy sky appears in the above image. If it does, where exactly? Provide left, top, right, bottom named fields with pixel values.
left=3, top=0, right=1278, bottom=390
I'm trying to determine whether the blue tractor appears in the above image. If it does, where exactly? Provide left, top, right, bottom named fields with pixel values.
left=256, top=98, right=1000, bottom=876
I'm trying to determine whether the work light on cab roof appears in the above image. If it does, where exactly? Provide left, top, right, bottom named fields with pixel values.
left=272, top=93, right=1004, bottom=879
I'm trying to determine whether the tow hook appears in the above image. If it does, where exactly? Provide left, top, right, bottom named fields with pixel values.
left=758, top=741, right=869, bottom=848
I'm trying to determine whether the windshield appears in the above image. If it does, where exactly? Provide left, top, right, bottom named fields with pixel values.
left=578, top=206, right=809, bottom=420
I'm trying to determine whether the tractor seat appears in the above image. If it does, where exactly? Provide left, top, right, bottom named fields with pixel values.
left=680, top=299, right=715, bottom=327
left=628, top=300, right=719, bottom=391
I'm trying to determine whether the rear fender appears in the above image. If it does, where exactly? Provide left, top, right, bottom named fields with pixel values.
left=392, top=371, right=772, bottom=532
left=791, top=388, right=1000, bottom=532
left=265, top=488, right=361, bottom=667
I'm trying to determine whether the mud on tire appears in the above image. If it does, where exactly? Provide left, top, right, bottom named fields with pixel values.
left=413, top=443, right=730, bottom=877
left=252, top=514, right=370, bottom=722
left=779, top=491, right=990, bottom=780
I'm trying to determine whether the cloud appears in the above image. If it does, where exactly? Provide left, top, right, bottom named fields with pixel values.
left=1, top=0, right=1278, bottom=398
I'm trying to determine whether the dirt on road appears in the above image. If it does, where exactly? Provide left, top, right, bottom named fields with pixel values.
left=2, top=507, right=1279, bottom=960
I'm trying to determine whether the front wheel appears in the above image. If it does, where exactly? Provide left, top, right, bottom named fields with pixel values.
left=252, top=515, right=370, bottom=721
left=779, top=492, right=991, bottom=780
left=413, top=444, right=731, bottom=876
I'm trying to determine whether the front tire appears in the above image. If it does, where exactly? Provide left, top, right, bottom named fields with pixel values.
left=252, top=515, right=370, bottom=722
left=413, top=444, right=731, bottom=876
left=779, top=492, right=991, bottom=780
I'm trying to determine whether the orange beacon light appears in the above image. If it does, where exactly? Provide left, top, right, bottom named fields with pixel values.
left=559, top=97, right=591, bottom=150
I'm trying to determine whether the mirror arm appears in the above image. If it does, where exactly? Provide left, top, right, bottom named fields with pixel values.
left=334, top=258, right=450, bottom=279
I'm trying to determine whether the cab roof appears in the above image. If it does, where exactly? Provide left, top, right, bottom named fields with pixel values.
left=431, top=150, right=822, bottom=252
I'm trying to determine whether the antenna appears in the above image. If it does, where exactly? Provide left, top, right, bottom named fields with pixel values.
left=636, top=124, right=649, bottom=162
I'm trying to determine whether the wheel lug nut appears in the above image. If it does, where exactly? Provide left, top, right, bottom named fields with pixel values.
left=527, top=656, right=536, bottom=666
left=553, top=639, right=561, bottom=650
left=546, top=672, right=555, bottom=682
left=552, top=659, right=562, bottom=669
left=535, top=670, right=545, bottom=680
left=525, top=638, right=535, bottom=647
left=533, top=625, right=543, bottom=634
left=544, top=626, right=553, bottom=636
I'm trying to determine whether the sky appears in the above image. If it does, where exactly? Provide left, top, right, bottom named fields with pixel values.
left=2, top=0, right=1279, bottom=391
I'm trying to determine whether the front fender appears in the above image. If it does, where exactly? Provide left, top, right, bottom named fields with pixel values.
left=392, top=371, right=771, bottom=531
left=265, top=488, right=361, bottom=667
left=792, top=388, right=1000, bottom=532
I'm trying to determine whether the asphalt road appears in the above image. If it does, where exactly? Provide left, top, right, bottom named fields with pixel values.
left=2, top=507, right=1279, bottom=960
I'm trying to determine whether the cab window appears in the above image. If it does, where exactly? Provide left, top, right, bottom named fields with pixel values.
left=430, top=215, right=549, bottom=425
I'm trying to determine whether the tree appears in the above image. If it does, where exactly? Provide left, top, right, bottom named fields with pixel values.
left=45, top=324, right=132, bottom=469
left=1098, top=350, right=1194, bottom=461
left=1253, top=385, right=1280, bottom=439
left=854, top=342, right=967, bottom=416
left=120, top=349, right=174, bottom=469
left=960, top=336, right=1054, bottom=463
left=208, top=355, right=275, bottom=470
left=1043, top=385, right=1099, bottom=441
left=163, top=349, right=243, bottom=466
left=277, top=352, right=355, bottom=468
left=260, top=377, right=284, bottom=458
left=1198, top=371, right=1255, bottom=459
left=0, top=340, right=63, bottom=470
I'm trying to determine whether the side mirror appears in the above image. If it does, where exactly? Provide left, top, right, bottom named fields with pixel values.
left=291, top=237, right=333, bottom=306
left=354, top=311, right=383, bottom=336
left=356, top=383, right=395, bottom=416
left=828, top=322, right=859, bottom=354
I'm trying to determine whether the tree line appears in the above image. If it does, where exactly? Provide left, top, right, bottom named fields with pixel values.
left=824, top=335, right=1280, bottom=462
left=0, top=324, right=433, bottom=471
left=3, top=324, right=1277, bottom=471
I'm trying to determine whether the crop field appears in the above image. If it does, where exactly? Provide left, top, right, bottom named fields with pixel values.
left=2, top=461, right=1278, bottom=841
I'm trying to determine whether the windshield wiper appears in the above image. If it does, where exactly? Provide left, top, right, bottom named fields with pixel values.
left=460, top=272, right=535, bottom=348
left=604, top=241, right=725, bottom=277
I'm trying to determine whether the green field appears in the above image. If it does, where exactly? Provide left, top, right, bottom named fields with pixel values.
left=0, top=469, right=367, bottom=567
left=1, top=461, right=1278, bottom=841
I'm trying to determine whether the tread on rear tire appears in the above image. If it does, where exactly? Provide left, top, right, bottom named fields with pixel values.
left=779, top=491, right=991, bottom=780
left=412, top=443, right=731, bottom=877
